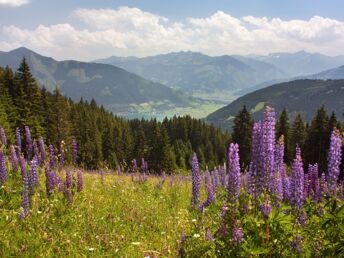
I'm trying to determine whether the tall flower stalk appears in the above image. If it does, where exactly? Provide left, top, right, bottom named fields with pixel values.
left=191, top=152, right=201, bottom=207
left=228, top=143, right=240, bottom=201
left=19, top=157, right=30, bottom=218
left=327, top=129, right=342, bottom=194
left=0, top=128, right=7, bottom=147
left=25, top=126, right=32, bottom=160
left=0, top=150, right=7, bottom=185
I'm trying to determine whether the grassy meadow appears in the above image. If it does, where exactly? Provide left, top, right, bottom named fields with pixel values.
left=0, top=170, right=208, bottom=257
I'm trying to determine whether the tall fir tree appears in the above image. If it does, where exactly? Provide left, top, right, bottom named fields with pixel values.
left=232, top=105, right=253, bottom=169
left=290, top=114, right=306, bottom=159
left=276, top=108, right=291, bottom=164
left=304, top=106, right=330, bottom=172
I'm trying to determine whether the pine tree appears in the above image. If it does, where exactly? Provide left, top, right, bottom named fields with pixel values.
left=232, top=105, right=253, bottom=169
left=276, top=108, right=291, bottom=163
left=290, top=114, right=306, bottom=159
left=304, top=106, right=329, bottom=172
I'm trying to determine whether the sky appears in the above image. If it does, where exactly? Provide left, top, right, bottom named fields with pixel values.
left=1, top=0, right=344, bottom=61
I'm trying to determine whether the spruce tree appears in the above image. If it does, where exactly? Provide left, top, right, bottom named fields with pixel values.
left=276, top=108, right=291, bottom=163
left=304, top=106, right=329, bottom=172
left=290, top=114, right=306, bottom=159
left=232, top=105, right=253, bottom=169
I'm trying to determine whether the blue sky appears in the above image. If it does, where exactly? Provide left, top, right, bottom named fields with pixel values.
left=1, top=0, right=344, bottom=60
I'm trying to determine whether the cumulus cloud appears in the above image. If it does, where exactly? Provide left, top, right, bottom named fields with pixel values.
left=1, top=7, right=344, bottom=60
left=0, top=0, right=29, bottom=7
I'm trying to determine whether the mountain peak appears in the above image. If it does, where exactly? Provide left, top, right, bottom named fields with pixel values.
left=9, top=46, right=36, bottom=54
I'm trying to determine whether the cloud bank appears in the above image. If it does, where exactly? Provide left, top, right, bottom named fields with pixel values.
left=1, top=6, right=344, bottom=60
left=0, top=0, right=29, bottom=7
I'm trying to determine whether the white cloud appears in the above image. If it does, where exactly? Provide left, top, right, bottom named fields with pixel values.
left=1, top=7, right=344, bottom=60
left=0, top=0, right=29, bottom=7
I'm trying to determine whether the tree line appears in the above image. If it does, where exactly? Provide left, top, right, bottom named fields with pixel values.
left=0, top=58, right=230, bottom=172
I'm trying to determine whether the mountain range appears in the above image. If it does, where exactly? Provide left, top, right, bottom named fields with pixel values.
left=1, top=47, right=344, bottom=121
left=95, top=51, right=344, bottom=101
left=206, top=79, right=344, bottom=130
left=0, top=47, right=195, bottom=114
left=95, top=51, right=286, bottom=101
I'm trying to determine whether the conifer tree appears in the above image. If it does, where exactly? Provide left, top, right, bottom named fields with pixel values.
left=232, top=105, right=253, bottom=169
left=276, top=108, right=291, bottom=163
left=304, top=106, right=329, bottom=172
left=290, top=114, right=306, bottom=159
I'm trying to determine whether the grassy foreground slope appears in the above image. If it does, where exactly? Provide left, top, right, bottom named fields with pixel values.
left=0, top=171, right=206, bottom=257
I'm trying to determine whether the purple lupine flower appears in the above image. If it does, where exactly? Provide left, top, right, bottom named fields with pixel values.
left=10, top=145, right=19, bottom=171
left=290, top=235, right=302, bottom=254
left=283, top=173, right=291, bottom=201
left=39, top=137, right=46, bottom=165
left=219, top=164, right=227, bottom=187
left=232, top=225, right=244, bottom=245
left=228, top=143, right=240, bottom=201
left=49, top=144, right=55, bottom=169
left=276, top=172, right=283, bottom=203
left=58, top=142, right=64, bottom=170
left=204, top=167, right=211, bottom=188
left=72, top=139, right=78, bottom=165
left=200, top=182, right=215, bottom=211
left=261, top=201, right=272, bottom=220
left=246, top=169, right=255, bottom=196
left=191, top=152, right=201, bottom=207
left=275, top=136, right=285, bottom=173
left=15, top=127, right=22, bottom=154
left=205, top=229, right=214, bottom=241
left=308, top=164, right=320, bottom=201
left=65, top=168, right=72, bottom=188
left=32, top=140, right=40, bottom=163
left=0, top=128, right=7, bottom=147
left=65, top=168, right=73, bottom=203
left=30, top=158, right=38, bottom=190
left=45, top=167, right=54, bottom=196
left=251, top=122, right=265, bottom=196
left=290, top=147, right=304, bottom=209
left=212, top=168, right=220, bottom=191
left=298, top=211, right=307, bottom=226
left=327, top=129, right=342, bottom=194
left=51, top=171, right=64, bottom=192
left=19, top=157, right=30, bottom=218
left=218, top=223, right=229, bottom=237
left=0, top=150, right=7, bottom=185
left=319, top=173, right=328, bottom=197
left=263, top=106, right=276, bottom=193
left=77, top=169, right=83, bottom=192
left=25, top=126, right=32, bottom=160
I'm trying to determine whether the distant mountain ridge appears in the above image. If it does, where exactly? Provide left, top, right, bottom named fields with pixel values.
left=206, top=79, right=344, bottom=130
left=95, top=51, right=344, bottom=100
left=95, top=51, right=287, bottom=99
left=0, top=47, right=195, bottom=114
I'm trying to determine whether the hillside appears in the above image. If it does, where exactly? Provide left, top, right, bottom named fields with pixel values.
left=95, top=51, right=286, bottom=101
left=0, top=47, right=195, bottom=114
left=206, top=79, right=344, bottom=129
